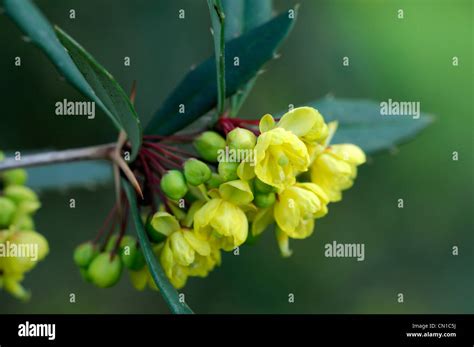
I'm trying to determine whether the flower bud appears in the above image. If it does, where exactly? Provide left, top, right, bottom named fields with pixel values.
left=254, top=177, right=276, bottom=194
left=2, top=277, right=31, bottom=301
left=254, top=192, right=276, bottom=208
left=193, top=131, right=226, bottom=162
left=227, top=128, right=257, bottom=150
left=87, top=252, right=123, bottom=288
left=160, top=170, right=188, bottom=200
left=218, top=161, right=239, bottom=182
left=0, top=197, right=16, bottom=227
left=2, top=169, right=28, bottom=186
left=12, top=214, right=35, bottom=230
left=183, top=159, right=211, bottom=186
left=73, top=242, right=98, bottom=268
left=3, top=230, right=49, bottom=273
left=206, top=173, right=223, bottom=189
left=120, top=235, right=146, bottom=270
left=4, top=185, right=38, bottom=205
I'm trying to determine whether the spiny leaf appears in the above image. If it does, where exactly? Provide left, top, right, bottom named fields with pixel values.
left=55, top=27, right=142, bottom=160
left=3, top=0, right=142, bottom=160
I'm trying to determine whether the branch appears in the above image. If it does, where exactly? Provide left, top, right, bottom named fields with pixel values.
left=0, top=144, right=116, bottom=172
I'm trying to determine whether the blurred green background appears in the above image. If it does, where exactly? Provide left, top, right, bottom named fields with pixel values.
left=0, top=0, right=472, bottom=313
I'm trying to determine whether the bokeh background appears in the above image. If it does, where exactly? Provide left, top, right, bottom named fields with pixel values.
left=0, top=0, right=472, bottom=313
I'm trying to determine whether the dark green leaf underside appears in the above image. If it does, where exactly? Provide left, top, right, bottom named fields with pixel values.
left=309, top=97, right=433, bottom=154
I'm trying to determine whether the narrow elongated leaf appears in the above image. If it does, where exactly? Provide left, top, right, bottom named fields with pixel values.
left=222, top=0, right=274, bottom=116
left=297, top=97, right=433, bottom=154
left=26, top=162, right=112, bottom=190
left=3, top=0, right=142, bottom=159
left=223, top=0, right=273, bottom=40
left=55, top=27, right=142, bottom=160
left=145, top=7, right=297, bottom=136
left=2, top=0, right=105, bottom=114
left=123, top=180, right=194, bottom=314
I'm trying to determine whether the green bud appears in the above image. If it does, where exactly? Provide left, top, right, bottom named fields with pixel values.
left=193, top=131, right=226, bottom=162
left=227, top=128, right=257, bottom=150
left=4, top=185, right=38, bottom=205
left=73, top=242, right=98, bottom=268
left=254, top=177, right=276, bottom=194
left=2, top=169, right=28, bottom=186
left=146, top=218, right=167, bottom=243
left=206, top=173, right=223, bottom=189
left=120, top=235, right=146, bottom=270
left=0, top=197, right=16, bottom=227
left=218, top=161, right=239, bottom=182
left=160, top=170, right=188, bottom=200
left=80, top=268, right=92, bottom=282
left=254, top=192, right=276, bottom=208
left=12, top=214, right=35, bottom=230
left=184, top=159, right=211, bottom=186
left=87, top=252, right=123, bottom=288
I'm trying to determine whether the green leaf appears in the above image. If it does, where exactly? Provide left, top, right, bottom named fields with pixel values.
left=55, top=27, right=142, bottom=160
left=222, top=0, right=274, bottom=117
left=305, top=97, right=433, bottom=154
left=3, top=0, right=104, bottom=113
left=207, top=0, right=226, bottom=116
left=223, top=0, right=273, bottom=40
left=3, top=0, right=142, bottom=159
left=122, top=180, right=194, bottom=314
left=27, top=162, right=112, bottom=191
left=145, top=6, right=297, bottom=136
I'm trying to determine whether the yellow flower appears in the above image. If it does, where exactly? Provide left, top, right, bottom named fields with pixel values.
left=274, top=183, right=329, bottom=240
left=194, top=198, right=248, bottom=251
left=148, top=212, right=216, bottom=289
left=252, top=107, right=333, bottom=191
left=277, top=107, right=329, bottom=144
left=311, top=144, right=366, bottom=202
left=254, top=124, right=309, bottom=191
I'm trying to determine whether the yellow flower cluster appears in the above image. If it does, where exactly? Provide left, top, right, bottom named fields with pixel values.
left=247, top=107, right=366, bottom=256
left=141, top=107, right=365, bottom=289
left=0, top=152, right=49, bottom=300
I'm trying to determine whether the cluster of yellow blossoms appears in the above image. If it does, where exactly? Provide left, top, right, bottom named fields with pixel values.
left=138, top=107, right=365, bottom=289
left=0, top=152, right=49, bottom=300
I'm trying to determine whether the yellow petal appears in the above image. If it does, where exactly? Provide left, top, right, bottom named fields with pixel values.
left=129, top=267, right=148, bottom=291
left=237, top=161, right=256, bottom=180
left=277, top=107, right=326, bottom=140
left=251, top=206, right=274, bottom=237
left=169, top=231, right=195, bottom=266
left=182, top=200, right=205, bottom=228
left=183, top=231, right=211, bottom=257
left=150, top=212, right=180, bottom=237
left=330, top=144, right=366, bottom=165
left=275, top=227, right=292, bottom=258
left=259, top=114, right=276, bottom=133
left=219, top=180, right=254, bottom=205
